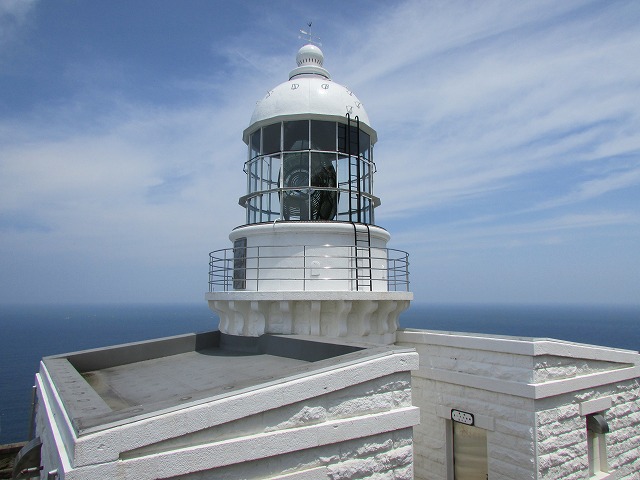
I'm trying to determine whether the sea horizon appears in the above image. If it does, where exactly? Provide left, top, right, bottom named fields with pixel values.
left=1, top=302, right=638, bottom=444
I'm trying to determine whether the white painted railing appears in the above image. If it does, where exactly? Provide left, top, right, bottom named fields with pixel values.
left=208, top=244, right=410, bottom=293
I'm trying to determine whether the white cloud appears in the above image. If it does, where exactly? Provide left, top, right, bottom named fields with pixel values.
left=334, top=0, right=640, bottom=223
left=1, top=0, right=639, bottom=304
left=394, top=210, right=639, bottom=253
left=534, top=165, right=640, bottom=210
left=0, top=96, right=247, bottom=271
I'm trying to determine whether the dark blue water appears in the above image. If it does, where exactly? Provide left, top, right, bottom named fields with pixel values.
left=0, top=303, right=638, bottom=444
left=401, top=304, right=640, bottom=350
left=0, top=304, right=217, bottom=444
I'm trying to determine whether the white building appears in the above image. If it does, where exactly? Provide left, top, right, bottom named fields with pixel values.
left=398, top=330, right=640, bottom=479
left=17, top=42, right=640, bottom=480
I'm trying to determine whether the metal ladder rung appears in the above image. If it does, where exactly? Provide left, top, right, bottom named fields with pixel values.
left=353, top=223, right=373, bottom=291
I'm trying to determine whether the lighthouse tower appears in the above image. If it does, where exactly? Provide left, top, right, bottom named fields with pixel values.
left=206, top=43, right=412, bottom=344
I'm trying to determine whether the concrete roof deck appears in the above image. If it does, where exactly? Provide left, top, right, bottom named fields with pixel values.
left=41, top=331, right=406, bottom=436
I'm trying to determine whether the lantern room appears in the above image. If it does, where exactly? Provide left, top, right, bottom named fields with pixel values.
left=241, top=117, right=377, bottom=224
left=239, top=43, right=379, bottom=225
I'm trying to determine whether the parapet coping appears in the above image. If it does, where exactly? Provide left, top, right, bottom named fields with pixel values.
left=397, top=328, right=640, bottom=364
left=397, top=328, right=640, bottom=399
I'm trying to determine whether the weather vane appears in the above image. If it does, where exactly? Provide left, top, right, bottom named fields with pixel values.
left=299, top=21, right=322, bottom=46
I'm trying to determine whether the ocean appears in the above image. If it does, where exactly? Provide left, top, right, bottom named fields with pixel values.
left=0, top=302, right=638, bottom=444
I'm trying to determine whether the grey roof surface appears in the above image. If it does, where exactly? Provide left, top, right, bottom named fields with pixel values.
left=83, top=349, right=308, bottom=410
left=42, top=331, right=405, bottom=435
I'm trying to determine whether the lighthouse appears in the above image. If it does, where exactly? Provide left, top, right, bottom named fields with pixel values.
left=26, top=39, right=640, bottom=480
left=26, top=41, right=421, bottom=480
left=206, top=43, right=412, bottom=344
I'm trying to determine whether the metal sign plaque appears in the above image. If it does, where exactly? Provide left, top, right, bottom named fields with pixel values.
left=451, top=409, right=475, bottom=426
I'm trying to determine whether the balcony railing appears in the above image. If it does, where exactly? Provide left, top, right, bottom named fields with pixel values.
left=208, top=244, right=410, bottom=293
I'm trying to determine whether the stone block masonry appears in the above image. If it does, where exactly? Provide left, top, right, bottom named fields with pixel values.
left=171, top=429, right=414, bottom=480
left=396, top=328, right=640, bottom=480
left=536, top=381, right=640, bottom=479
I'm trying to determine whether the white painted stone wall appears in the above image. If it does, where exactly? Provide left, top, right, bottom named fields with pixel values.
left=206, top=291, right=412, bottom=344
left=35, top=349, right=419, bottom=479
left=120, top=371, right=417, bottom=479
left=400, top=337, right=538, bottom=480
left=536, top=381, right=640, bottom=479
left=228, top=222, right=391, bottom=293
left=35, top=404, right=64, bottom=480
left=168, top=429, right=414, bottom=479
left=396, top=329, right=640, bottom=480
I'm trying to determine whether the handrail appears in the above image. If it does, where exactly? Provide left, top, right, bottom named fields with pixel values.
left=208, top=244, right=410, bottom=293
left=239, top=185, right=381, bottom=209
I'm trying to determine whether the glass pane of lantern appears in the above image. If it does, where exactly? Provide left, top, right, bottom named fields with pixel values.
left=312, top=189, right=337, bottom=220
left=337, top=154, right=350, bottom=189
left=361, top=160, right=370, bottom=194
left=247, top=158, right=259, bottom=193
left=338, top=123, right=346, bottom=153
left=282, top=152, right=310, bottom=221
left=361, top=197, right=371, bottom=224
left=263, top=123, right=281, bottom=155
left=311, top=152, right=337, bottom=221
left=250, top=130, right=260, bottom=159
left=260, top=156, right=273, bottom=192
left=283, top=152, right=309, bottom=188
left=359, top=129, right=370, bottom=159
left=337, top=191, right=351, bottom=221
left=267, top=191, right=281, bottom=221
left=310, top=153, right=336, bottom=187
left=349, top=126, right=359, bottom=156
left=256, top=194, right=264, bottom=222
left=284, top=120, right=309, bottom=151
left=283, top=190, right=310, bottom=221
left=337, top=124, right=358, bottom=154
left=268, top=154, right=281, bottom=188
left=310, top=120, right=336, bottom=151
left=248, top=196, right=257, bottom=224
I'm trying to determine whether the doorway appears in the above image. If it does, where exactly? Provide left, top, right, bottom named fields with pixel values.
left=452, top=421, right=488, bottom=480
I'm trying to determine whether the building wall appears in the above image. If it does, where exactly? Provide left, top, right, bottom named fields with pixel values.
left=35, top=350, right=420, bottom=479
left=207, top=293, right=411, bottom=343
left=168, top=429, right=414, bottom=480
left=124, top=371, right=418, bottom=480
left=396, top=329, right=640, bottom=480
left=532, top=354, right=640, bottom=478
left=227, top=222, right=391, bottom=293
left=536, top=380, right=640, bottom=479
left=397, top=331, right=537, bottom=480
left=36, top=405, right=63, bottom=480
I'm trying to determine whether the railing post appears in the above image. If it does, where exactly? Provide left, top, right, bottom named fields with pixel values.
left=405, top=252, right=409, bottom=291
left=223, top=249, right=227, bottom=292
left=386, top=254, right=391, bottom=292
left=351, top=245, right=356, bottom=291
left=28, top=385, right=37, bottom=440
left=226, top=249, right=231, bottom=292
left=256, top=246, right=260, bottom=291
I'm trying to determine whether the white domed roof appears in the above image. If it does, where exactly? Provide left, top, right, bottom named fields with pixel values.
left=243, top=45, right=376, bottom=144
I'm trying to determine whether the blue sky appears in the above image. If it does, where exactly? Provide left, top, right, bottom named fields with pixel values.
left=1, top=0, right=639, bottom=306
